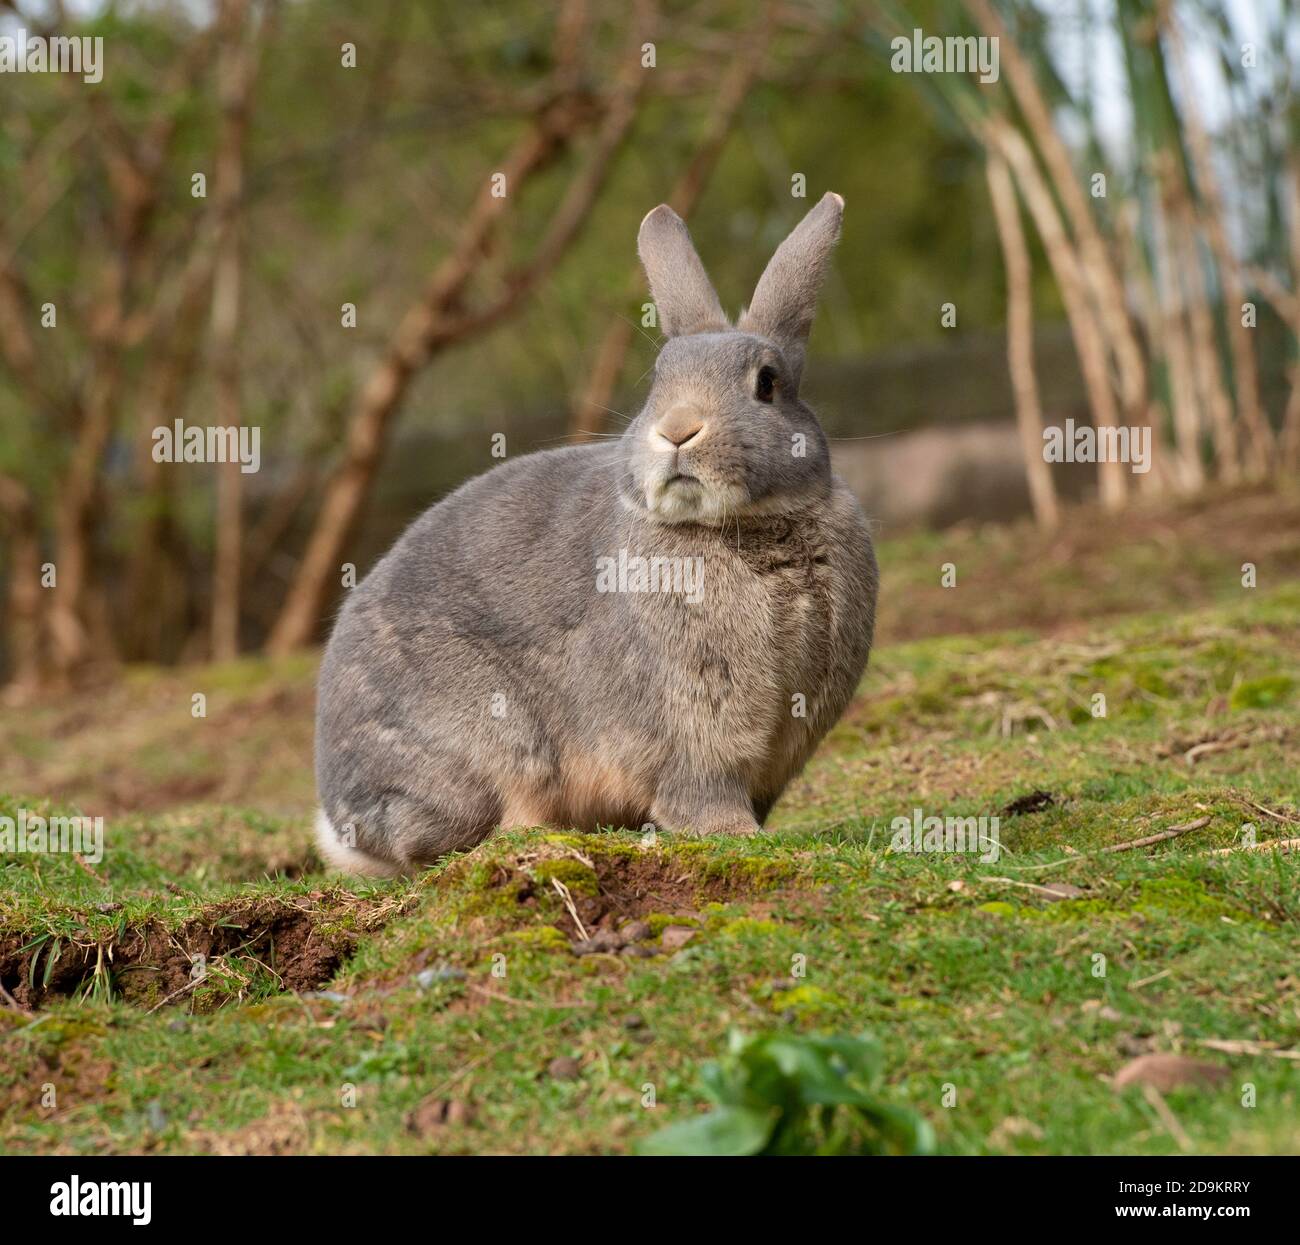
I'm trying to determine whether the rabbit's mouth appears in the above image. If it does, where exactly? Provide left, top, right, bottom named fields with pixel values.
left=635, top=470, right=750, bottom=526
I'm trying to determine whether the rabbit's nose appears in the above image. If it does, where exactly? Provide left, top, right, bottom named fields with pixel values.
left=655, top=409, right=705, bottom=448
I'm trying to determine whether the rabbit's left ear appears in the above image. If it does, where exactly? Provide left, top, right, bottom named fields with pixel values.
left=637, top=205, right=728, bottom=337
left=738, top=192, right=843, bottom=386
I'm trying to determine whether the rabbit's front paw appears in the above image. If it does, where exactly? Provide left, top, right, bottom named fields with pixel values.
left=652, top=784, right=761, bottom=839
left=689, top=814, right=761, bottom=838
left=663, top=808, right=761, bottom=838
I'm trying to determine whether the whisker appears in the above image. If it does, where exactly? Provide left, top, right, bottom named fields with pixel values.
left=824, top=431, right=904, bottom=442
left=536, top=430, right=627, bottom=444
left=616, top=312, right=664, bottom=353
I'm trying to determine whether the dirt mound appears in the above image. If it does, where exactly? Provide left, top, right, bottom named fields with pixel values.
left=476, top=844, right=789, bottom=942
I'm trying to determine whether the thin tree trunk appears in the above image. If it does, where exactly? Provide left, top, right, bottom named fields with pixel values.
left=1281, top=363, right=1300, bottom=475
left=265, top=10, right=654, bottom=655
left=0, top=474, right=45, bottom=698
left=122, top=255, right=216, bottom=659
left=990, top=120, right=1127, bottom=510
left=210, top=0, right=260, bottom=661
left=985, top=152, right=1059, bottom=529
left=47, top=351, right=123, bottom=677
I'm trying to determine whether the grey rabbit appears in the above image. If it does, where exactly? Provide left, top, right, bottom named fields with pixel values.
left=315, top=192, right=878, bottom=875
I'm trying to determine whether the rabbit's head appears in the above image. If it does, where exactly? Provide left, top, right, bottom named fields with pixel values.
left=618, top=192, right=844, bottom=526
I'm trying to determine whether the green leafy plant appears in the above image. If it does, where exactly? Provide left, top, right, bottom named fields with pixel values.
left=637, top=1031, right=935, bottom=1156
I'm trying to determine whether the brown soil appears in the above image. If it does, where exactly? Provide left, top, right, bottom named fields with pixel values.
left=479, top=848, right=785, bottom=942
left=0, top=893, right=402, bottom=1012
left=875, top=484, right=1300, bottom=644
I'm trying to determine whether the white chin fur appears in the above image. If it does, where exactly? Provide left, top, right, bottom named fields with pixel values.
left=633, top=479, right=749, bottom=526
left=314, top=810, right=405, bottom=878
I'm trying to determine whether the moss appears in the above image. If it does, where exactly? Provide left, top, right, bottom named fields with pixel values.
left=502, top=925, right=570, bottom=952
left=645, top=912, right=701, bottom=936
left=1028, top=898, right=1119, bottom=922
left=1230, top=675, right=1295, bottom=710
left=914, top=686, right=951, bottom=714
left=541, top=832, right=639, bottom=858
left=28, top=1015, right=108, bottom=1047
left=994, top=880, right=1267, bottom=928
left=768, top=984, right=846, bottom=1018
left=687, top=851, right=797, bottom=889
left=976, top=901, right=1018, bottom=917
left=716, top=917, right=783, bottom=937
left=1132, top=878, right=1261, bottom=925
left=528, top=858, right=599, bottom=897
left=449, top=860, right=539, bottom=921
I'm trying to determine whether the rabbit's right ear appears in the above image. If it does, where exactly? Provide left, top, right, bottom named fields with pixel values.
left=738, top=192, right=843, bottom=387
left=637, top=205, right=728, bottom=337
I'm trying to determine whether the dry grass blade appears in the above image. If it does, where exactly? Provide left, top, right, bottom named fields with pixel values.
left=550, top=876, right=588, bottom=941
left=1100, top=816, right=1212, bottom=854
left=1198, top=1039, right=1300, bottom=1060
left=1205, top=838, right=1300, bottom=857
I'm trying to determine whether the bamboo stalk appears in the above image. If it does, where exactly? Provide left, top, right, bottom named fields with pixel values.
left=963, top=0, right=1149, bottom=435
left=1147, top=183, right=1206, bottom=490
left=985, top=151, right=1059, bottom=529
left=1164, top=169, right=1240, bottom=483
left=989, top=119, right=1127, bottom=510
left=1164, top=11, right=1273, bottom=477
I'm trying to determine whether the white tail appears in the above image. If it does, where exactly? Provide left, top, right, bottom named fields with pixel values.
left=314, top=810, right=404, bottom=878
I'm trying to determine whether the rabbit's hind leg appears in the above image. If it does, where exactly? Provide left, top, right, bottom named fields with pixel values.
left=315, top=810, right=405, bottom=877
left=318, top=778, right=502, bottom=875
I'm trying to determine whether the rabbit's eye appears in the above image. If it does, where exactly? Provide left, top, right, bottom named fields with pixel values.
left=755, top=366, right=777, bottom=403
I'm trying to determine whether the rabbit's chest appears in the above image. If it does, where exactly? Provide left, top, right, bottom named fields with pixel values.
left=699, top=522, right=836, bottom=691
left=735, top=520, right=833, bottom=636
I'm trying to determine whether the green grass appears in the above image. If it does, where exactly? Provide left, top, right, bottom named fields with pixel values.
left=1, top=583, right=1298, bottom=1154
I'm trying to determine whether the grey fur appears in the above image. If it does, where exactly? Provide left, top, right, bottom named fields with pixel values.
left=738, top=191, right=844, bottom=386
left=315, top=193, right=878, bottom=874
left=637, top=205, right=729, bottom=336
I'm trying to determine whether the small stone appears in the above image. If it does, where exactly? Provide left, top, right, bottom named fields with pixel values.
left=621, top=920, right=652, bottom=942
left=622, top=943, right=657, bottom=958
left=547, top=1056, right=582, bottom=1081
left=166, top=1018, right=189, bottom=1033
left=303, top=990, right=349, bottom=1003
left=660, top=925, right=696, bottom=950
left=408, top=1096, right=475, bottom=1134
left=572, top=929, right=623, bottom=956
left=146, top=1100, right=167, bottom=1131
left=623, top=1014, right=646, bottom=1030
